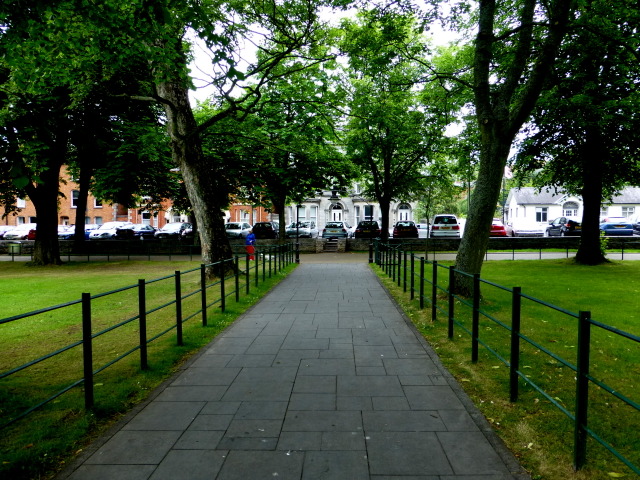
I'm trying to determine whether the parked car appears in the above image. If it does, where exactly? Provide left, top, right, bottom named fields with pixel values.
left=599, top=217, right=634, bottom=236
left=285, top=221, right=318, bottom=238
left=225, top=222, right=252, bottom=238
left=416, top=224, right=429, bottom=239
left=353, top=220, right=381, bottom=239
left=154, top=222, right=192, bottom=239
left=490, top=219, right=508, bottom=237
left=546, top=217, right=581, bottom=237
left=630, top=214, right=640, bottom=235
left=59, top=224, right=101, bottom=240
left=0, top=225, right=15, bottom=239
left=115, top=223, right=157, bottom=239
left=392, top=220, right=418, bottom=238
left=88, top=221, right=133, bottom=240
left=507, top=220, right=545, bottom=237
left=252, top=221, right=279, bottom=239
left=321, top=221, right=351, bottom=239
left=4, top=223, right=37, bottom=240
left=430, top=214, right=460, bottom=238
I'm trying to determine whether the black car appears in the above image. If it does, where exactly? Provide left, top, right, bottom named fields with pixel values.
left=392, top=220, right=419, bottom=238
left=546, top=217, right=581, bottom=236
left=154, top=222, right=192, bottom=239
left=354, top=220, right=381, bottom=238
left=252, top=221, right=279, bottom=239
left=115, top=223, right=157, bottom=239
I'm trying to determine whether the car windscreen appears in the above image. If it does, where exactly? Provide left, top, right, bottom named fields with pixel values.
left=225, top=223, right=242, bottom=229
left=435, top=217, right=456, bottom=224
left=325, top=222, right=343, bottom=228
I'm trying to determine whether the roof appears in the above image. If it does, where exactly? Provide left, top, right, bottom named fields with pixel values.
left=507, top=186, right=640, bottom=205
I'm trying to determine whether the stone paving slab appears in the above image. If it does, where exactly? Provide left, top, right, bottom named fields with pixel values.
left=56, top=262, right=530, bottom=480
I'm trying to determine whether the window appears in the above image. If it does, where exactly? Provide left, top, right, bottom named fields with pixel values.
left=600, top=207, right=608, bottom=218
left=535, top=207, right=548, bottom=222
left=94, top=217, right=102, bottom=225
left=142, top=211, right=151, bottom=225
left=297, top=205, right=306, bottom=222
left=354, top=205, right=361, bottom=224
left=364, top=205, right=374, bottom=221
left=17, top=198, right=26, bottom=208
left=72, top=190, right=79, bottom=208
left=60, top=216, right=70, bottom=225
left=563, top=201, right=579, bottom=217
left=94, top=198, right=102, bottom=208
left=85, top=216, right=91, bottom=224
left=309, top=206, right=318, bottom=225
left=622, top=207, right=635, bottom=218
left=17, top=217, right=25, bottom=225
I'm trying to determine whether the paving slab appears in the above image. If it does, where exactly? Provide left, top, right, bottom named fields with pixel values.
left=56, top=261, right=530, bottom=480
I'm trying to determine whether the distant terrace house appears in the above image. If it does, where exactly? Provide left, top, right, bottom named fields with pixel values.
left=504, top=186, right=640, bottom=226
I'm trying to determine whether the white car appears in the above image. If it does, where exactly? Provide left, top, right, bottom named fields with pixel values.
left=416, top=224, right=429, bottom=239
left=430, top=214, right=461, bottom=238
left=4, top=223, right=37, bottom=240
left=88, top=221, right=133, bottom=239
left=285, top=221, right=318, bottom=238
left=507, top=221, right=545, bottom=237
left=225, top=222, right=252, bottom=238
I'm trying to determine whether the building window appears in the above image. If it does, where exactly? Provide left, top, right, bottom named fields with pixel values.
left=297, top=205, right=306, bottom=222
left=364, top=205, right=374, bottom=221
left=95, top=217, right=102, bottom=225
left=622, top=207, right=635, bottom=218
left=60, top=216, right=70, bottom=225
left=142, top=211, right=151, bottom=225
left=535, top=207, right=548, bottom=222
left=17, top=216, right=25, bottom=225
left=29, top=216, right=37, bottom=223
left=94, top=198, right=102, bottom=208
left=600, top=207, right=608, bottom=218
left=354, top=206, right=361, bottom=224
left=71, top=190, right=79, bottom=208
left=17, top=198, right=26, bottom=208
left=85, top=216, right=91, bottom=224
left=563, top=201, right=579, bottom=217
left=309, top=206, right=318, bottom=225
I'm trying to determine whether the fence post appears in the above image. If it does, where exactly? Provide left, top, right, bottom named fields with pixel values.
left=432, top=261, right=438, bottom=323
left=81, top=293, right=94, bottom=410
left=200, top=264, right=208, bottom=327
left=472, top=273, right=480, bottom=363
left=574, top=311, right=592, bottom=470
left=246, top=254, right=250, bottom=294
left=510, top=287, right=522, bottom=402
left=410, top=253, right=415, bottom=300
left=419, top=257, right=425, bottom=309
left=235, top=256, right=240, bottom=302
left=138, top=279, right=148, bottom=370
left=369, top=241, right=373, bottom=263
left=402, top=250, right=407, bottom=292
left=220, top=264, right=226, bottom=313
left=448, top=267, right=455, bottom=339
left=175, top=271, right=183, bottom=346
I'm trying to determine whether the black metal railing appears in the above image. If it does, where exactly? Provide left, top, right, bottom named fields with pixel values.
left=375, top=241, right=639, bottom=475
left=0, top=244, right=293, bottom=430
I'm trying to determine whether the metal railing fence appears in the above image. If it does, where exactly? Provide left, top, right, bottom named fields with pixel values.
left=0, top=244, right=293, bottom=431
left=374, top=241, right=639, bottom=474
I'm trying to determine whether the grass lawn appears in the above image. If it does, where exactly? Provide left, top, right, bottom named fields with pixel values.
left=376, top=258, right=639, bottom=480
left=0, top=259, right=294, bottom=480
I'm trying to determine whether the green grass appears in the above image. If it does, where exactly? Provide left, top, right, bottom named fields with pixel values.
left=376, top=258, right=639, bottom=480
left=0, top=259, right=295, bottom=480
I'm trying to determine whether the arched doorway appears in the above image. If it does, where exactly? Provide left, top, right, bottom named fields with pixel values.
left=398, top=203, right=411, bottom=221
left=331, top=203, right=343, bottom=221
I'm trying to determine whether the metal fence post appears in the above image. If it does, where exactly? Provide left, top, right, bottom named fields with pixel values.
left=175, top=271, right=183, bottom=346
left=419, top=257, right=425, bottom=309
left=138, top=279, right=148, bottom=369
left=402, top=250, right=407, bottom=292
left=234, top=256, right=240, bottom=302
left=81, top=293, right=94, bottom=410
left=432, top=261, right=438, bottom=323
left=220, top=264, right=226, bottom=313
left=369, top=241, right=373, bottom=263
left=410, top=253, right=415, bottom=299
left=246, top=254, right=250, bottom=294
left=472, top=273, right=480, bottom=363
left=574, top=311, right=592, bottom=470
left=200, top=264, right=208, bottom=327
left=510, top=287, right=522, bottom=402
left=448, top=267, right=455, bottom=339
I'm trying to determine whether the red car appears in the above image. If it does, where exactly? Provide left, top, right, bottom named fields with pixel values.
left=490, top=219, right=508, bottom=237
left=392, top=221, right=419, bottom=238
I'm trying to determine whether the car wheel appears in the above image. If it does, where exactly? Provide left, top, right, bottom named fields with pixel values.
left=560, top=231, right=566, bottom=237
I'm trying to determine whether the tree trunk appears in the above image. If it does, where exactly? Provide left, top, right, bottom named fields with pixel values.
left=155, top=79, right=233, bottom=277
left=72, top=163, right=93, bottom=252
left=575, top=127, right=607, bottom=264
left=28, top=162, right=63, bottom=266
left=378, top=196, right=391, bottom=241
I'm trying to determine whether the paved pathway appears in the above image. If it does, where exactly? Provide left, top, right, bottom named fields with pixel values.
left=57, top=260, right=530, bottom=480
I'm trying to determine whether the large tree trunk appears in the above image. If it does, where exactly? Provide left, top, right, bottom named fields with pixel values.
left=28, top=161, right=63, bottom=266
left=378, top=196, right=391, bottom=241
left=72, top=163, right=93, bottom=252
left=156, top=79, right=233, bottom=276
left=575, top=127, right=607, bottom=264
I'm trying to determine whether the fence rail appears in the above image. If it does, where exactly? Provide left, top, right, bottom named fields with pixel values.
left=0, top=244, right=293, bottom=431
left=374, top=241, right=639, bottom=474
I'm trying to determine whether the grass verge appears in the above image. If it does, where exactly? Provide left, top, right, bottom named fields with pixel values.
left=0, top=260, right=295, bottom=480
left=374, top=258, right=639, bottom=480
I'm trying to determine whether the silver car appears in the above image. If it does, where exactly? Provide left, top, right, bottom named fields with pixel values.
left=321, top=221, right=351, bottom=239
left=285, top=221, right=318, bottom=238
left=225, top=222, right=252, bottom=238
